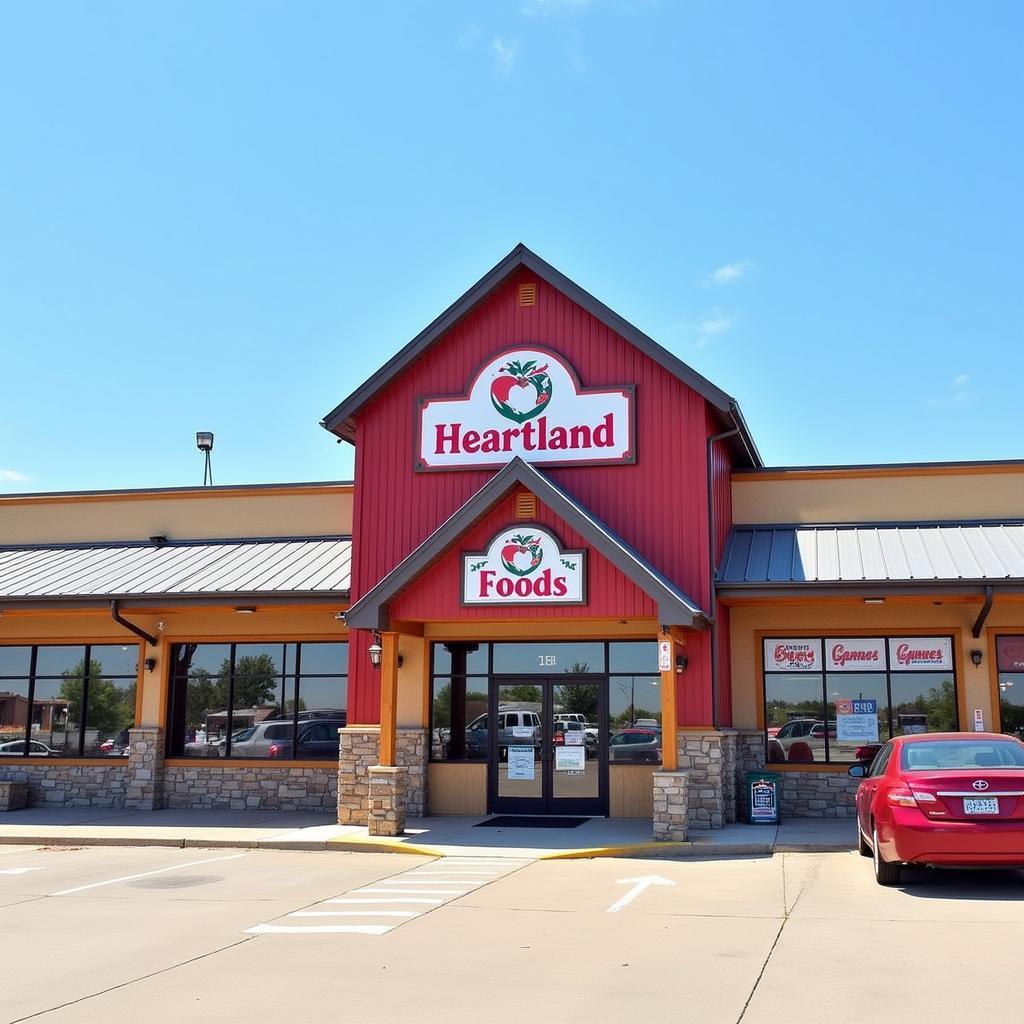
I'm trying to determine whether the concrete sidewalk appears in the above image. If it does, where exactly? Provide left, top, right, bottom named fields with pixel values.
left=0, top=806, right=855, bottom=858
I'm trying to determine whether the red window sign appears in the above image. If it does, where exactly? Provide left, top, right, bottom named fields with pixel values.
left=997, top=636, right=1024, bottom=673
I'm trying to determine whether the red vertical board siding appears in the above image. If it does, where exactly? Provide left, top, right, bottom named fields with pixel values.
left=706, top=406, right=735, bottom=728
left=348, top=268, right=719, bottom=724
left=389, top=492, right=657, bottom=621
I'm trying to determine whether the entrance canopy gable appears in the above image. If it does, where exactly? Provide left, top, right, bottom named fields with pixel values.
left=320, top=244, right=760, bottom=467
left=344, top=457, right=708, bottom=629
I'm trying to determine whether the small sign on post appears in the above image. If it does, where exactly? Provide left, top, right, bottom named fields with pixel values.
left=658, top=639, right=672, bottom=673
left=973, top=709, right=985, bottom=732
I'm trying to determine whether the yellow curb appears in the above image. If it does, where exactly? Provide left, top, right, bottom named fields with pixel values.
left=327, top=835, right=444, bottom=857
left=539, top=842, right=693, bottom=860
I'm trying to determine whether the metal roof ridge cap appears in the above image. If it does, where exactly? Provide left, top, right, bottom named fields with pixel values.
left=0, top=535, right=350, bottom=553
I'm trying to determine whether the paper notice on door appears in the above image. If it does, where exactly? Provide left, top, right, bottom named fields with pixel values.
left=512, top=726, right=534, bottom=739
left=564, top=731, right=584, bottom=745
left=555, top=746, right=586, bottom=772
left=507, top=746, right=535, bottom=780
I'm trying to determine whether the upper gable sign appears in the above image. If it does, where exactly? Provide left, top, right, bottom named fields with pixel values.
left=416, top=347, right=634, bottom=471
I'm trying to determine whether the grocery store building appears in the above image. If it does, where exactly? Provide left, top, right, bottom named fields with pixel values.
left=2, top=245, right=1023, bottom=836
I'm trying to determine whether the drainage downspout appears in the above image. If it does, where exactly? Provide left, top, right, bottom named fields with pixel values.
left=707, top=422, right=740, bottom=729
left=972, top=585, right=995, bottom=639
left=110, top=599, right=158, bottom=648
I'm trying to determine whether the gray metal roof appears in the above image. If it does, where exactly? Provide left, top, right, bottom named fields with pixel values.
left=718, top=523, right=1024, bottom=587
left=0, top=538, right=352, bottom=602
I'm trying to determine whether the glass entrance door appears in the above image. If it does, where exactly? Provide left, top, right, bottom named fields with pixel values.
left=491, top=677, right=607, bottom=816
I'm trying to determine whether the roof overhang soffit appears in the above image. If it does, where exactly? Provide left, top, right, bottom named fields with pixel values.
left=344, top=457, right=710, bottom=631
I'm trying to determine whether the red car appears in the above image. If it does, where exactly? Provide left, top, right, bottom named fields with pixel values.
left=850, top=732, right=1024, bottom=886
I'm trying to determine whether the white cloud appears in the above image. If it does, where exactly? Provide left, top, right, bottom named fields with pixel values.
left=700, top=260, right=753, bottom=287
left=0, top=469, right=30, bottom=483
left=694, top=309, right=736, bottom=347
left=492, top=37, right=519, bottom=73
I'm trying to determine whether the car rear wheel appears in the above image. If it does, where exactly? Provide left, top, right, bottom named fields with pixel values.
left=872, top=824, right=901, bottom=886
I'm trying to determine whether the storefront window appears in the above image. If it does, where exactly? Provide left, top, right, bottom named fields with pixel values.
left=762, top=637, right=958, bottom=764
left=996, top=636, right=1024, bottom=739
left=429, top=641, right=662, bottom=765
left=0, top=644, right=139, bottom=758
left=166, top=642, right=347, bottom=759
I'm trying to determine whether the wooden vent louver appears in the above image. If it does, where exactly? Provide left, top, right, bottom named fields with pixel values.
left=515, top=493, right=537, bottom=519
left=518, top=282, right=537, bottom=307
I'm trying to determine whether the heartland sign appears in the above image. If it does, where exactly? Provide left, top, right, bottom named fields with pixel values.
left=417, top=348, right=634, bottom=470
left=462, top=525, right=585, bottom=606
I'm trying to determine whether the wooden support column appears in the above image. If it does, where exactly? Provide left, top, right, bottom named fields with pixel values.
left=378, top=631, right=400, bottom=767
left=659, top=630, right=679, bottom=771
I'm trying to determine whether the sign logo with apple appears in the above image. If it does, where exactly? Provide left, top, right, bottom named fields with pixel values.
left=463, top=524, right=585, bottom=606
left=418, top=346, right=634, bottom=471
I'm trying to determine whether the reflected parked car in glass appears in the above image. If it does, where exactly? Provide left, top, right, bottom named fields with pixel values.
left=608, top=728, right=661, bottom=764
left=465, top=710, right=542, bottom=760
left=0, top=739, right=60, bottom=757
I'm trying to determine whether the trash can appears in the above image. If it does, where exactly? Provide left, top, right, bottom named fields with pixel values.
left=745, top=771, right=781, bottom=825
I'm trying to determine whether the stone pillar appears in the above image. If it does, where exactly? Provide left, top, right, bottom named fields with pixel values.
left=653, top=770, right=689, bottom=841
left=719, top=729, right=738, bottom=823
left=125, top=727, right=165, bottom=810
left=367, top=766, right=408, bottom=837
left=677, top=730, right=725, bottom=829
left=337, top=726, right=380, bottom=825
left=395, top=728, right=428, bottom=818
left=736, top=730, right=766, bottom=824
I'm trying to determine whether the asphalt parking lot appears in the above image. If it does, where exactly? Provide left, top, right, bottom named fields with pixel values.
left=1, top=843, right=1023, bottom=1024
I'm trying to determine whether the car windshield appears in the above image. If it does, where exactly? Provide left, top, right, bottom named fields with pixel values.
left=899, top=739, right=1024, bottom=771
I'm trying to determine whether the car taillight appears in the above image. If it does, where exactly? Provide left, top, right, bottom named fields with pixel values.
left=268, top=743, right=283, bottom=758
left=887, top=787, right=937, bottom=808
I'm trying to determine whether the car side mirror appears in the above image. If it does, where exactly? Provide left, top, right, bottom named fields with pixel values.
left=847, top=763, right=867, bottom=779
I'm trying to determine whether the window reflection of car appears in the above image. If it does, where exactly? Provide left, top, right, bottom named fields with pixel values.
left=465, top=711, right=542, bottom=760
left=554, top=719, right=597, bottom=759
left=774, top=719, right=835, bottom=753
left=609, top=728, right=661, bottom=764
left=0, top=740, right=59, bottom=757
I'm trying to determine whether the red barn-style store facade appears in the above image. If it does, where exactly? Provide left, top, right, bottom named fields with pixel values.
left=1, top=244, right=1021, bottom=834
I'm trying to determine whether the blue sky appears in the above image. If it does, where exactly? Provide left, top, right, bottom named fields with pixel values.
left=1, top=1, right=1021, bottom=491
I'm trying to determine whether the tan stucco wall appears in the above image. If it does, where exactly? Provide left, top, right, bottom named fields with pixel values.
left=0, top=605, right=348, bottom=728
left=0, top=484, right=352, bottom=545
left=728, top=598, right=1024, bottom=734
left=732, top=468, right=1024, bottom=525
left=397, top=635, right=428, bottom=728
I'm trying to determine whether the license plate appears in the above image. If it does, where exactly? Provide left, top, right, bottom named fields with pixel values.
left=963, top=797, right=999, bottom=815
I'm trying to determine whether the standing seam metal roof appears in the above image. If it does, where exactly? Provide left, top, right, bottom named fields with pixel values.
left=718, top=524, right=1024, bottom=585
left=0, top=538, right=352, bottom=600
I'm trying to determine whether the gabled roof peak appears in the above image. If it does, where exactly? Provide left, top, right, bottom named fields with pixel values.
left=320, top=244, right=761, bottom=467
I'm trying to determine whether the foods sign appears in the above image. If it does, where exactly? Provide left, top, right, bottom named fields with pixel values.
left=418, top=348, right=634, bottom=470
left=764, top=640, right=821, bottom=672
left=462, top=525, right=585, bottom=606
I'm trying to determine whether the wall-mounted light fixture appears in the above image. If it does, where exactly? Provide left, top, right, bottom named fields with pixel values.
left=368, top=632, right=383, bottom=669
left=144, top=657, right=157, bottom=672
left=156, top=620, right=166, bottom=632
left=334, top=611, right=346, bottom=622
left=970, top=649, right=984, bottom=667
left=863, top=598, right=886, bottom=605
left=149, top=534, right=168, bottom=547
left=234, top=606, right=256, bottom=615
left=675, top=654, right=688, bottom=674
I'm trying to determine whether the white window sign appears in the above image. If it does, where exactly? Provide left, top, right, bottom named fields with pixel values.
left=658, top=639, right=672, bottom=672
left=974, top=709, right=985, bottom=732
left=507, top=746, right=536, bottom=780
left=555, top=745, right=586, bottom=772
left=764, top=639, right=821, bottom=672
left=463, top=526, right=585, bottom=606
left=417, top=348, right=635, bottom=470
left=888, top=637, right=953, bottom=671
left=826, top=639, right=886, bottom=672
left=835, top=698, right=879, bottom=743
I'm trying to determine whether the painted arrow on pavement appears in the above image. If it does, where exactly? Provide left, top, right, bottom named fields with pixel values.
left=606, top=875, right=675, bottom=913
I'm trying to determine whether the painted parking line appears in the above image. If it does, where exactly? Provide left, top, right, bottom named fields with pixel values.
left=0, top=867, right=44, bottom=876
left=50, top=853, right=246, bottom=896
left=245, top=858, right=530, bottom=938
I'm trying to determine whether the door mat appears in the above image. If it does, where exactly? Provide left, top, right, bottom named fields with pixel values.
left=474, top=816, right=589, bottom=829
